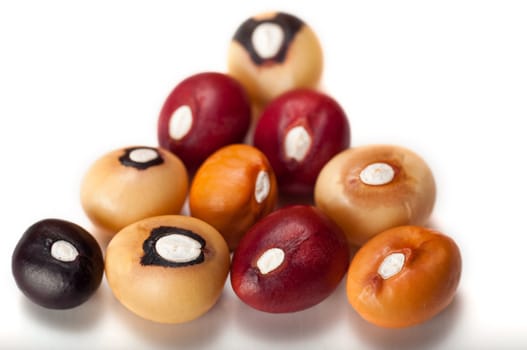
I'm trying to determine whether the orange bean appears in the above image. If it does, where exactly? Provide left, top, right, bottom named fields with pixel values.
left=189, top=144, right=278, bottom=250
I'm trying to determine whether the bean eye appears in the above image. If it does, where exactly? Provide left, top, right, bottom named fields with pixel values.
left=377, top=252, right=406, bottom=279
left=50, top=240, right=79, bottom=263
left=169, top=105, right=193, bottom=141
left=359, top=162, right=396, bottom=186
left=119, top=147, right=164, bottom=170
left=256, top=248, right=285, bottom=275
left=232, top=12, right=303, bottom=64
left=141, top=226, right=206, bottom=267
left=11, top=219, right=103, bottom=309
left=254, top=170, right=271, bottom=204
left=251, top=22, right=285, bottom=60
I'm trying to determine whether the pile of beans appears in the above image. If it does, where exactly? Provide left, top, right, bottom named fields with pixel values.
left=12, top=11, right=461, bottom=329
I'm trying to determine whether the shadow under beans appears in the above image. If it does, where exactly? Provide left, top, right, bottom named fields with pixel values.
left=234, top=278, right=348, bottom=343
left=347, top=292, right=464, bottom=350
left=110, top=289, right=230, bottom=349
left=20, top=286, right=105, bottom=332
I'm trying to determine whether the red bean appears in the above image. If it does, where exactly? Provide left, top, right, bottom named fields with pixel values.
left=253, top=89, right=350, bottom=196
left=158, top=72, right=252, bottom=171
left=231, top=205, right=350, bottom=313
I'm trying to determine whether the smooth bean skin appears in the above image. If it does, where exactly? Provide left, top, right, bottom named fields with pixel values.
left=12, top=218, right=103, bottom=309
left=346, top=225, right=462, bottom=328
left=105, top=215, right=230, bottom=324
left=315, top=144, right=436, bottom=247
left=228, top=12, right=323, bottom=105
left=231, top=205, right=350, bottom=313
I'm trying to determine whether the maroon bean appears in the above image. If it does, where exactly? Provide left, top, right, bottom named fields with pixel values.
left=158, top=72, right=252, bottom=171
left=253, top=89, right=350, bottom=196
left=231, top=205, right=350, bottom=313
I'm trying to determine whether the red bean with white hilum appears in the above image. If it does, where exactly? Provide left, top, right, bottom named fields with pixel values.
left=253, top=89, right=350, bottom=196
left=230, top=205, right=350, bottom=313
left=158, top=72, right=252, bottom=171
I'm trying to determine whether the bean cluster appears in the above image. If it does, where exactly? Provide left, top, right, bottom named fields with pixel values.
left=12, top=11, right=461, bottom=329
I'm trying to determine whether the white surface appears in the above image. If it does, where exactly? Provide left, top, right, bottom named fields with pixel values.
left=1, top=1, right=527, bottom=349
left=256, top=248, right=285, bottom=275
left=251, top=22, right=285, bottom=59
left=284, top=125, right=312, bottom=161
left=359, top=162, right=396, bottom=186
left=169, top=105, right=193, bottom=140
left=50, top=240, right=79, bottom=263
left=155, top=233, right=202, bottom=264
left=128, top=148, right=160, bottom=164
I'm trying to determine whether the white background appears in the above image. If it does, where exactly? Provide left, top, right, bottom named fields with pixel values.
left=1, top=1, right=526, bottom=349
